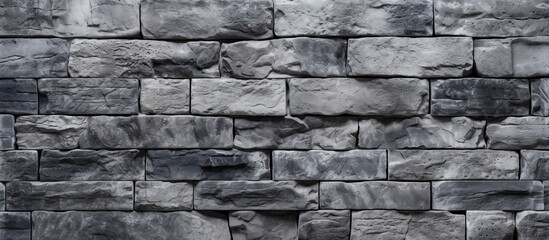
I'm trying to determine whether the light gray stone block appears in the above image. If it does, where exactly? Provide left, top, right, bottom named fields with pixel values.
left=289, top=78, right=429, bottom=116
left=0, top=79, right=37, bottom=114
left=516, top=211, right=549, bottom=240
left=0, top=115, right=14, bottom=150
left=487, top=117, right=549, bottom=149
left=466, top=211, right=515, bottom=240
left=0, top=150, right=37, bottom=181
left=135, top=181, right=193, bottom=211
left=532, top=79, right=549, bottom=116
left=0, top=184, right=4, bottom=210
left=298, top=210, right=350, bottom=240
left=545, top=181, right=549, bottom=210
left=229, top=211, right=298, bottom=240
left=521, top=150, right=549, bottom=180
left=0, top=39, right=68, bottom=78
left=15, top=115, right=87, bottom=150
left=0, top=212, right=30, bottom=240
left=140, top=79, right=190, bottom=114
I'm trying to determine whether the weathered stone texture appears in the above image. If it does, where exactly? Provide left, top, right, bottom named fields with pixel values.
left=532, top=78, right=549, bottom=116
left=467, top=211, right=515, bottom=240
left=320, top=181, right=430, bottom=210
left=0, top=184, right=4, bottom=210
left=432, top=181, right=544, bottom=210
left=0, top=212, right=31, bottom=240
left=348, top=37, right=473, bottom=77
left=235, top=116, right=358, bottom=150
left=516, top=211, right=549, bottom=240
left=194, top=181, right=318, bottom=210
left=135, top=181, right=193, bottom=211
left=15, top=115, right=87, bottom=150
left=521, top=150, right=549, bottom=180
left=431, top=78, right=530, bottom=116
left=298, top=210, right=350, bottom=240
left=273, top=150, right=386, bottom=180
left=0, top=79, right=38, bottom=114
left=0, top=39, right=68, bottom=78
left=191, top=79, right=286, bottom=116
left=0, top=150, right=38, bottom=181
left=69, top=39, right=220, bottom=78
left=289, top=78, right=429, bottom=116
left=140, top=79, right=190, bottom=114
left=229, top=211, right=298, bottom=240
left=487, top=117, right=549, bottom=150
left=221, top=38, right=346, bottom=78
left=141, top=0, right=273, bottom=40
left=358, top=116, right=486, bottom=149
left=0, top=115, right=14, bottom=150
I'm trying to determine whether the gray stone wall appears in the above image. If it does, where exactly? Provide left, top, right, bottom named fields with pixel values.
left=1, top=0, right=549, bottom=239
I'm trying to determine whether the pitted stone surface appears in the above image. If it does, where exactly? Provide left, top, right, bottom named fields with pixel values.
left=466, top=211, right=515, bottom=240
left=0, top=212, right=30, bottom=240
left=0, top=79, right=37, bottom=114
left=229, top=211, right=298, bottom=240
left=15, top=115, right=87, bottom=150
left=0, top=115, right=14, bottom=150
left=0, top=39, right=69, bottom=78
left=0, top=150, right=38, bottom=181
left=298, top=210, right=350, bottom=240
left=532, top=79, right=549, bottom=116
left=516, top=211, right=549, bottom=240
left=140, top=79, right=190, bottom=114
left=0, top=184, right=4, bottom=210
left=135, top=181, right=193, bottom=211
left=487, top=117, right=549, bottom=150
left=521, top=150, right=549, bottom=180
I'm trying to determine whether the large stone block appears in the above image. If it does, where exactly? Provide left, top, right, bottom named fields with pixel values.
left=235, top=116, right=358, bottom=150
left=467, top=211, right=515, bottom=240
left=135, top=181, right=193, bottom=211
left=0, top=212, right=30, bottom=240
left=221, top=38, right=346, bottom=78
left=141, top=0, right=273, bottom=40
left=487, top=117, right=549, bottom=149
left=289, top=78, right=429, bottom=116
left=320, top=181, right=430, bottom=210
left=0, top=39, right=68, bottom=78
left=348, top=37, right=473, bottom=77
left=229, top=211, right=298, bottom=240
left=40, top=149, right=145, bottom=181
left=191, top=79, right=286, bottom=116
left=272, top=150, right=386, bottom=180
left=388, top=150, right=519, bottom=180
left=532, top=79, right=549, bottom=116
left=0, top=115, right=14, bottom=150
left=146, top=149, right=270, bottom=180
left=69, top=39, right=220, bottom=78
left=431, top=78, right=530, bottom=116
left=140, top=79, right=190, bottom=114
left=351, top=210, right=465, bottom=240
left=432, top=181, right=544, bottom=210
left=79, top=116, right=233, bottom=149
left=516, top=211, right=549, bottom=240
left=298, top=210, right=350, bottom=240
left=0, top=0, right=139, bottom=37
left=194, top=181, right=318, bottom=210
left=6, top=181, right=133, bottom=211
left=275, top=0, right=433, bottom=37
left=358, top=116, right=486, bottom=149
left=32, top=211, right=231, bottom=240
left=435, top=0, right=549, bottom=37
left=0, top=150, right=38, bottom=181
left=0, top=79, right=37, bottom=114
left=15, top=115, right=87, bottom=149
left=521, top=150, right=549, bottom=180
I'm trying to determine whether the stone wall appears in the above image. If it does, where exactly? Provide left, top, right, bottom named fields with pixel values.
left=0, top=0, right=549, bottom=239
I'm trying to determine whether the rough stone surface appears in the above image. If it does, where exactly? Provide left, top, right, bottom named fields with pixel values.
left=140, top=79, right=190, bottom=114
left=40, top=149, right=145, bottom=181
left=532, top=79, right=549, bottom=116
left=466, top=211, right=515, bottom=240
left=431, top=78, right=530, bottom=116
left=229, top=211, right=298, bottom=240
left=0, top=184, right=4, bottom=210
left=235, top=116, right=358, bottom=150
left=32, top=211, right=231, bottom=240
left=432, top=181, right=544, bottom=210
left=78, top=116, right=233, bottom=149
left=15, top=115, right=87, bottom=150
left=275, top=0, right=433, bottom=37
left=435, top=0, right=549, bottom=37
left=135, top=181, right=193, bottom=211
left=347, top=37, right=473, bottom=77
left=141, top=0, right=273, bottom=40
left=289, top=78, right=429, bottom=116
left=0, top=115, right=14, bottom=150
left=0, top=79, right=38, bottom=114
left=516, top=211, right=549, bottom=240
left=358, top=116, right=486, bottom=149
left=320, top=181, right=430, bottom=210
left=0, top=150, right=38, bottom=181
left=0, top=212, right=30, bottom=240
left=191, top=79, right=286, bottom=116
left=521, top=150, right=549, bottom=180
left=194, top=181, right=318, bottom=210
left=69, top=39, right=220, bottom=78
left=351, top=210, right=465, bottom=240
left=6, top=181, right=134, bottom=211
left=388, top=150, right=519, bottom=180
left=146, top=149, right=270, bottom=180
left=298, top=210, right=350, bottom=240
left=487, top=117, right=549, bottom=150
left=0, top=0, right=140, bottom=37
left=0, top=39, right=69, bottom=78
left=221, top=38, right=346, bottom=78
left=272, top=150, right=386, bottom=180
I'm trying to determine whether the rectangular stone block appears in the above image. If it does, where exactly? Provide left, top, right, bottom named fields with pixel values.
left=467, top=211, right=515, bottom=240
left=32, top=211, right=230, bottom=240
left=0, top=184, right=4, bottom=210
left=221, top=38, right=346, bottom=78
left=235, top=116, right=358, bottom=150
left=435, top=0, right=549, bottom=37
left=275, top=0, right=433, bottom=37
left=191, top=79, right=286, bottom=116
left=0, top=115, right=14, bottom=150
left=78, top=116, right=233, bottom=149
left=140, top=79, right=190, bottom=114
left=141, top=0, right=273, bottom=40
left=230, top=211, right=298, bottom=240
left=432, top=181, right=544, bottom=210
left=194, top=181, right=318, bottom=210
left=522, top=150, right=549, bottom=180
left=0, top=79, right=38, bottom=114
left=0, top=150, right=37, bottom=181
left=69, top=39, right=220, bottom=78
left=545, top=181, right=549, bottom=210
left=516, top=211, right=549, bottom=240
left=431, top=78, right=530, bottom=116
left=15, top=115, right=87, bottom=150
left=0, top=0, right=140, bottom=37
left=146, top=149, right=270, bottom=180
left=359, top=116, right=486, bottom=149
left=487, top=117, right=549, bottom=149
left=298, top=210, right=350, bottom=240
left=532, top=79, right=549, bottom=116
left=389, top=150, right=519, bottom=180
left=0, top=39, right=68, bottom=78
left=0, top=212, right=30, bottom=240
left=289, top=78, right=429, bottom=116
left=320, top=181, right=430, bottom=210
left=348, top=37, right=473, bottom=77
left=135, top=181, right=193, bottom=211
left=40, top=149, right=145, bottom=181
left=272, top=150, right=386, bottom=180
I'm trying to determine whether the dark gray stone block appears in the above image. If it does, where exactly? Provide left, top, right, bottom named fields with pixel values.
left=0, top=115, right=14, bottom=150
left=0, top=79, right=37, bottom=114
left=15, top=115, right=87, bottom=150
left=0, top=212, right=30, bottom=240
left=135, top=181, right=193, bottom=211
left=487, top=117, right=549, bottom=150
left=229, top=211, right=298, bottom=240
left=298, top=210, right=350, bottom=240
left=521, top=150, right=549, bottom=180
left=0, top=150, right=37, bottom=181
left=467, top=211, right=515, bottom=240
left=516, top=211, right=549, bottom=240
left=0, top=39, right=68, bottom=78
left=0, top=184, right=4, bottom=211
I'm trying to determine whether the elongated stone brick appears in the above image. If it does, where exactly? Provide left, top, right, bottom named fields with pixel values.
left=229, top=211, right=298, bottom=240
left=487, top=117, right=549, bottom=149
left=15, top=115, right=87, bottom=150
left=521, top=150, right=549, bottom=180
left=0, top=184, right=4, bottom=210
left=140, top=79, right=190, bottom=114
left=0, top=150, right=38, bottom=181
left=0, top=79, right=37, bottom=114
left=298, top=210, right=350, bottom=240
left=0, top=115, right=14, bottom=150
left=532, top=79, right=549, bottom=116
left=0, top=39, right=68, bottom=78
left=135, top=181, right=193, bottom=211
left=0, top=212, right=30, bottom=240
left=516, top=211, right=549, bottom=240
left=467, top=211, right=515, bottom=240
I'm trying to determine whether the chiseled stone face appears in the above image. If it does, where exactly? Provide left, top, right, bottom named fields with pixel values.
left=289, top=78, right=429, bottom=116
left=141, top=0, right=273, bottom=40
left=487, top=117, right=549, bottom=150
left=275, top=0, right=433, bottom=37
left=32, top=211, right=231, bottom=240
left=516, top=211, right=549, bottom=240
left=0, top=115, right=14, bottom=150
left=466, top=211, right=515, bottom=240
left=140, top=79, right=190, bottom=114
left=229, top=211, right=298, bottom=240
left=135, top=181, right=193, bottom=211
left=532, top=79, right=549, bottom=116
left=0, top=212, right=31, bottom=240
left=15, top=115, right=87, bottom=150
left=0, top=39, right=69, bottom=78
left=0, top=79, right=38, bottom=114
left=298, top=210, right=350, bottom=240
left=521, top=150, right=549, bottom=180
left=0, top=183, right=4, bottom=210
left=0, top=150, right=38, bottom=181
